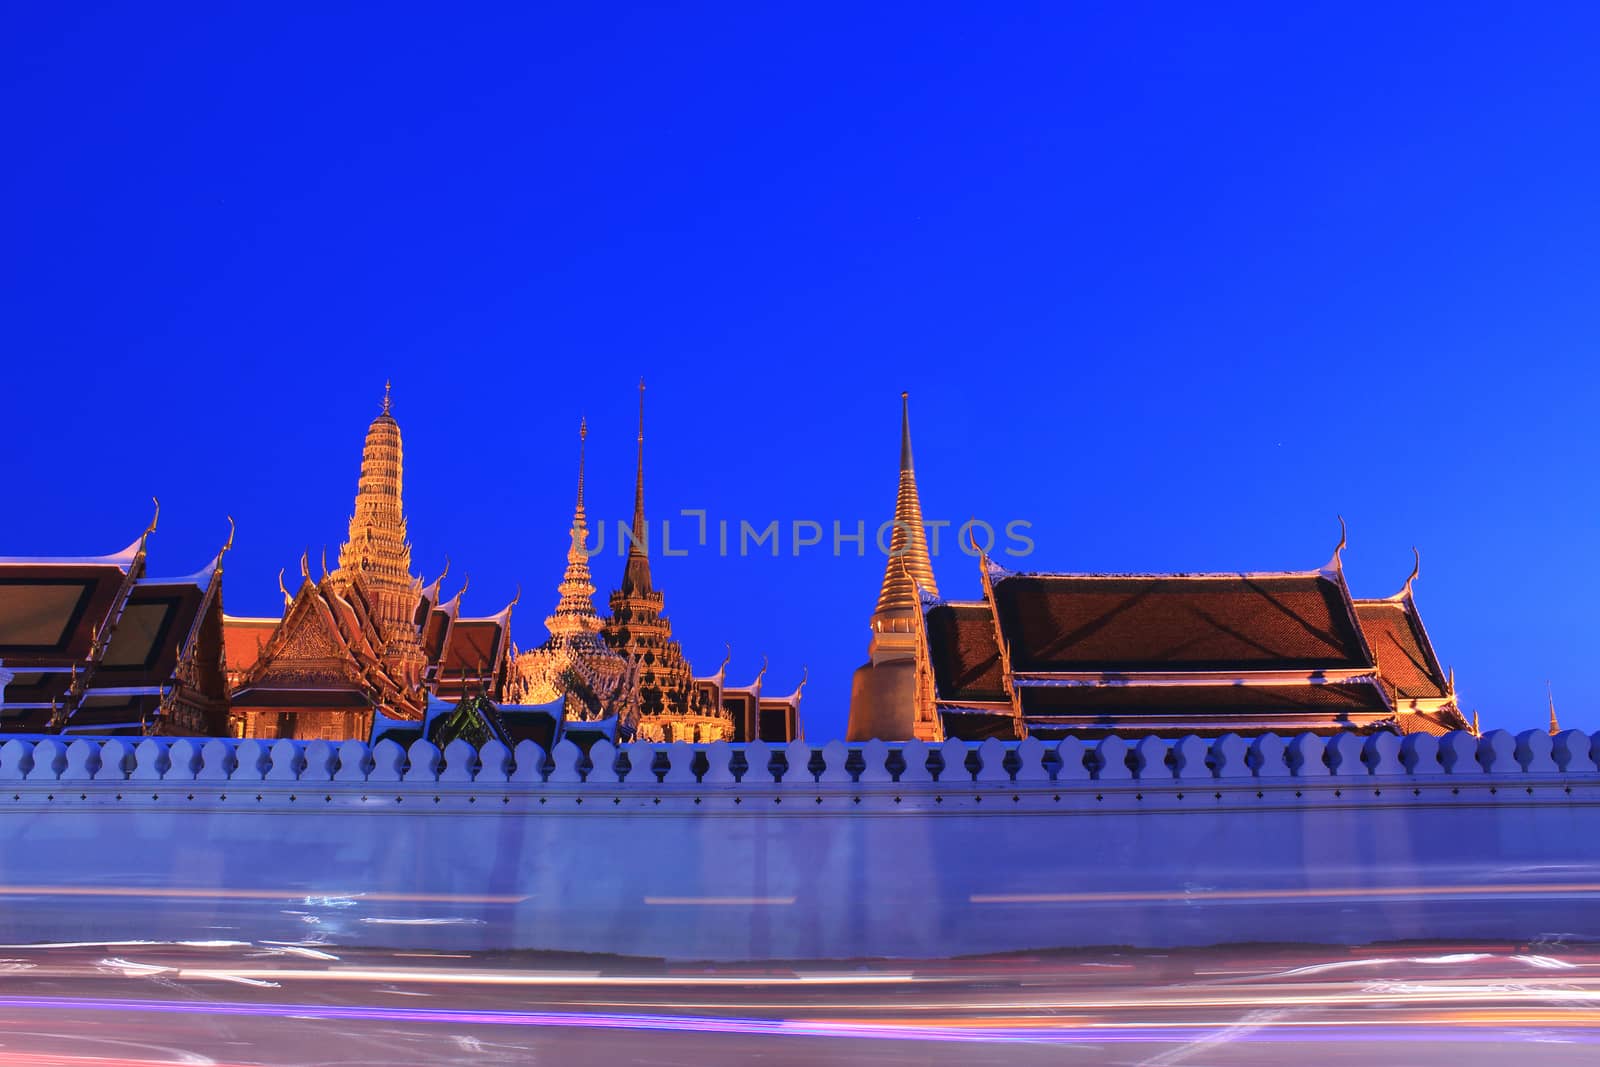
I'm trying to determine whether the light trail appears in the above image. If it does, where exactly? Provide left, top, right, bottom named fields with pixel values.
left=643, top=896, right=797, bottom=905
left=0, top=995, right=1595, bottom=1047
left=0, top=885, right=527, bottom=904
left=971, top=881, right=1600, bottom=904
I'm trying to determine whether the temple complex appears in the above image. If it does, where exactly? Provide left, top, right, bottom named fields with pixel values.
left=846, top=396, right=1472, bottom=743
left=5, top=381, right=804, bottom=746
left=0, top=504, right=231, bottom=736
left=223, top=387, right=516, bottom=741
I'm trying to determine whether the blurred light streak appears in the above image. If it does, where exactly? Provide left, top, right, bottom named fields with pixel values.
left=3, top=1056, right=256, bottom=1067
left=1249, top=954, right=1494, bottom=978
left=0, top=940, right=249, bottom=950
left=126, top=965, right=915, bottom=987
left=0, top=996, right=1597, bottom=1046
left=0, top=886, right=526, bottom=903
left=254, top=943, right=339, bottom=960
left=643, top=896, right=796, bottom=905
left=971, top=882, right=1600, bottom=904
left=1513, top=955, right=1581, bottom=970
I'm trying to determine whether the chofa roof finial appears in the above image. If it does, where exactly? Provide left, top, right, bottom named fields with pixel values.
left=278, top=567, right=291, bottom=607
left=1386, top=546, right=1422, bottom=601
left=1324, top=515, right=1347, bottom=572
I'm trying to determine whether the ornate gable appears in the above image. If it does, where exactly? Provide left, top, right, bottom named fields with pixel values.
left=244, top=583, right=364, bottom=690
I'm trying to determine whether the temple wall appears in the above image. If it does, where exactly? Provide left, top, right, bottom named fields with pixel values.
left=1, top=728, right=1598, bottom=960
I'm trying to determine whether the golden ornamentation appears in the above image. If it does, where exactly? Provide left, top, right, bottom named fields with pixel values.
left=600, top=381, right=733, bottom=740
left=509, top=418, right=628, bottom=717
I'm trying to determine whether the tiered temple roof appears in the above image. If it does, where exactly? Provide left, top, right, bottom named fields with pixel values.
left=847, top=396, right=1472, bottom=743
left=924, top=551, right=1468, bottom=739
left=0, top=504, right=230, bottom=735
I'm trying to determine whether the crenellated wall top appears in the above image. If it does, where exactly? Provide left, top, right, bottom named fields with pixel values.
left=0, top=729, right=1596, bottom=798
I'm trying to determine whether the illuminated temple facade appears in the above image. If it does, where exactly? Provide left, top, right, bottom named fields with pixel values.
left=5, top=385, right=1471, bottom=746
left=509, top=385, right=804, bottom=744
left=221, top=387, right=516, bottom=741
left=847, top=395, right=1472, bottom=744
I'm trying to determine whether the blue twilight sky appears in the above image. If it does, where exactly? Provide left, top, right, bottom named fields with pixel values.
left=4, top=4, right=1598, bottom=738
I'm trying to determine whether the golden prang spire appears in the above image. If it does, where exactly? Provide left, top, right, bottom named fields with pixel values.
left=873, top=391, right=939, bottom=619
left=336, top=383, right=421, bottom=648
left=545, top=417, right=603, bottom=639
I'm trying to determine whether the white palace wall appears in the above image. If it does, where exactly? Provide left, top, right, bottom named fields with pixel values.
left=1, top=728, right=1598, bottom=960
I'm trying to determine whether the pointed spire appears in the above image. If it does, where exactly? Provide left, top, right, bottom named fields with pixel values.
left=383, top=379, right=392, bottom=416
left=577, top=416, right=588, bottom=513
left=1471, top=710, right=1481, bottom=736
left=632, top=380, right=646, bottom=547
left=1548, top=681, right=1560, bottom=735
left=621, top=379, right=653, bottom=595
left=874, top=392, right=939, bottom=617
left=900, top=390, right=914, bottom=470
left=546, top=417, right=603, bottom=639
